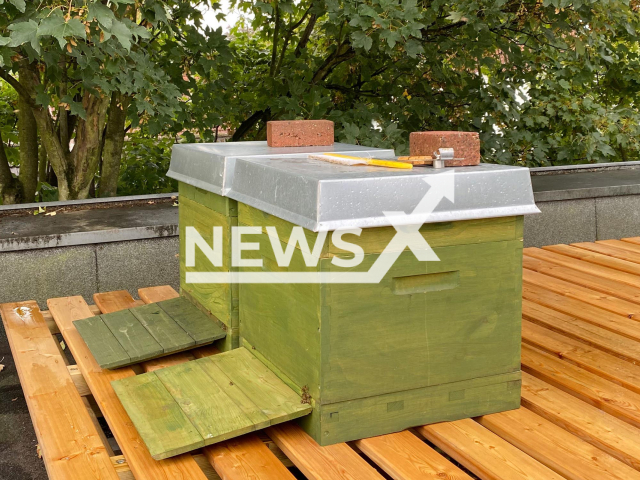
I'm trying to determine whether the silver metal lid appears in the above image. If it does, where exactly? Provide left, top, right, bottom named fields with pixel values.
left=168, top=141, right=395, bottom=196
left=227, top=156, right=539, bottom=231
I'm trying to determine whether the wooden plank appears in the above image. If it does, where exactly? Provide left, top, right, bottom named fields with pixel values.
left=355, top=430, right=472, bottom=480
left=100, top=309, right=164, bottom=363
left=542, top=244, right=640, bottom=275
left=598, top=239, right=640, bottom=254
left=47, top=296, right=209, bottom=480
left=203, top=434, right=295, bottom=480
left=93, top=291, right=139, bottom=315
left=523, top=299, right=640, bottom=364
left=266, top=422, right=386, bottom=480
left=139, top=285, right=179, bottom=303
left=478, top=407, right=640, bottom=480
left=522, top=283, right=640, bottom=341
left=0, top=301, right=119, bottom=480
left=573, top=241, right=640, bottom=264
left=622, top=237, right=640, bottom=246
left=522, top=344, right=640, bottom=429
left=522, top=320, right=640, bottom=394
left=131, top=302, right=195, bottom=352
left=524, top=247, right=640, bottom=288
left=68, top=364, right=91, bottom=396
left=207, top=347, right=312, bottom=424
left=73, top=315, right=131, bottom=369
left=522, top=372, right=640, bottom=470
left=111, top=372, right=205, bottom=460
left=417, top=418, right=562, bottom=480
left=523, top=268, right=640, bottom=318
left=158, top=296, right=226, bottom=344
left=154, top=359, right=261, bottom=445
left=523, top=254, right=640, bottom=304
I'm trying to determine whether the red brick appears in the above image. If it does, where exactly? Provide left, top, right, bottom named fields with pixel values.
left=267, top=120, right=334, bottom=147
left=410, top=131, right=480, bottom=166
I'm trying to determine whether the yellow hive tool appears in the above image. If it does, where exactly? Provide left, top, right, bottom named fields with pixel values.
left=308, top=153, right=413, bottom=170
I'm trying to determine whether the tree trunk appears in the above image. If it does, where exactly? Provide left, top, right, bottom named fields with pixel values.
left=38, top=142, right=48, bottom=183
left=99, top=92, right=129, bottom=197
left=69, top=93, right=110, bottom=199
left=0, top=131, right=18, bottom=204
left=17, top=90, right=39, bottom=202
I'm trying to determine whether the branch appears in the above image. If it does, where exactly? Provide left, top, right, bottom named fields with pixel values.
left=294, top=13, right=317, bottom=57
left=270, top=1, right=281, bottom=76
left=231, top=108, right=272, bottom=141
left=0, top=67, right=34, bottom=106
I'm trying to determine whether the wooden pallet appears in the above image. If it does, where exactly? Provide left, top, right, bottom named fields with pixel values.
left=6, top=237, right=640, bottom=479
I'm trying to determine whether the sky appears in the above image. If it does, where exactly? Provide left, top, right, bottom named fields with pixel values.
left=200, top=2, right=243, bottom=33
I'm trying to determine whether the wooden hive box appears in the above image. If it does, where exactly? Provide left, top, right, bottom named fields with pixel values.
left=171, top=142, right=395, bottom=352
left=179, top=182, right=239, bottom=351
left=237, top=204, right=524, bottom=445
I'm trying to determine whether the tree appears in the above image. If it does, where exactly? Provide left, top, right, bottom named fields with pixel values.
left=0, top=0, right=228, bottom=201
left=180, top=0, right=640, bottom=166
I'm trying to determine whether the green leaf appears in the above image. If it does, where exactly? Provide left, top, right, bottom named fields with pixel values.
left=106, top=19, right=133, bottom=50
left=351, top=31, right=372, bottom=51
left=88, top=2, right=115, bottom=29
left=404, top=38, right=423, bottom=57
left=0, top=37, right=10, bottom=46
left=8, top=20, right=39, bottom=52
left=38, top=15, right=87, bottom=49
left=9, top=0, right=25, bottom=12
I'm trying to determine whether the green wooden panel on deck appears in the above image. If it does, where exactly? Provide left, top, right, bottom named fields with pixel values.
left=130, top=303, right=195, bottom=353
left=110, top=371, right=205, bottom=460
left=73, top=315, right=130, bottom=369
left=157, top=297, right=226, bottom=344
left=73, top=299, right=227, bottom=369
left=112, top=347, right=312, bottom=459
left=100, top=309, right=163, bottom=363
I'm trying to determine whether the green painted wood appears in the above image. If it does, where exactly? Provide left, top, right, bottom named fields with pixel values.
left=179, top=195, right=235, bottom=329
left=130, top=303, right=195, bottom=353
left=110, top=372, right=205, bottom=460
left=157, top=297, right=226, bottom=344
left=179, top=182, right=238, bottom=217
left=207, top=347, right=312, bottom=423
left=238, top=202, right=519, bottom=257
left=100, top=310, right=163, bottom=363
left=114, top=347, right=311, bottom=458
left=300, top=371, right=521, bottom=446
left=154, top=358, right=258, bottom=445
left=73, top=316, right=130, bottom=369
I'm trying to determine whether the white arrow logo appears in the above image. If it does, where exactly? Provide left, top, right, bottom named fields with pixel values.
left=187, top=170, right=455, bottom=284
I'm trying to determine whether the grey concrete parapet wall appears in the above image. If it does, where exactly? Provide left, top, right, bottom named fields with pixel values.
left=524, top=162, right=640, bottom=247
left=2, top=163, right=640, bottom=306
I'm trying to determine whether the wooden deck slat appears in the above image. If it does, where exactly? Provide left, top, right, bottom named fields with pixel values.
left=573, top=241, right=640, bottom=265
left=622, top=237, right=640, bottom=246
left=93, top=290, right=144, bottom=315
left=266, top=423, right=385, bottom=480
left=522, top=300, right=640, bottom=364
left=598, top=239, right=640, bottom=255
left=477, top=407, right=640, bottom=480
left=524, top=247, right=640, bottom=288
left=522, top=320, right=640, bottom=393
left=523, top=255, right=640, bottom=304
left=47, top=296, right=209, bottom=480
left=522, top=283, right=640, bottom=341
left=523, top=268, right=640, bottom=318
left=355, top=430, right=472, bottom=480
left=417, top=418, right=563, bottom=480
left=522, top=344, right=640, bottom=429
left=0, top=301, right=119, bottom=480
left=522, top=372, right=640, bottom=470
left=542, top=244, right=640, bottom=275
left=100, top=287, right=297, bottom=480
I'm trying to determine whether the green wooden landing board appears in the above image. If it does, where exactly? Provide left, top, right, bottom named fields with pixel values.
left=73, top=297, right=226, bottom=369
left=111, top=347, right=313, bottom=460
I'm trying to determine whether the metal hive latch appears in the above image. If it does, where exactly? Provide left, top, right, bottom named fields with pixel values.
left=433, top=148, right=455, bottom=169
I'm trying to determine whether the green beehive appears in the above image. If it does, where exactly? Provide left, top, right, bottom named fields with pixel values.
left=170, top=142, right=396, bottom=351
left=166, top=143, right=539, bottom=447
